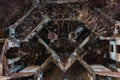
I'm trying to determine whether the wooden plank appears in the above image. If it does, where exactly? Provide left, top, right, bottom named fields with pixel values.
left=37, top=37, right=60, bottom=61
left=25, top=15, right=50, bottom=41
left=90, top=65, right=111, bottom=72
left=77, top=56, right=95, bottom=75
left=0, top=76, right=11, bottom=80
left=0, top=73, right=34, bottom=80
left=77, top=55, right=96, bottom=80
left=34, top=56, right=52, bottom=78
left=0, top=39, right=6, bottom=43
left=96, top=72, right=120, bottom=78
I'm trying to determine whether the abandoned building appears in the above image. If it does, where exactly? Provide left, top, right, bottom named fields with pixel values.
left=0, top=0, right=120, bottom=80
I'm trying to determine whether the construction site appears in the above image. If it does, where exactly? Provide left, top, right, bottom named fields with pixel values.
left=0, top=0, right=120, bottom=80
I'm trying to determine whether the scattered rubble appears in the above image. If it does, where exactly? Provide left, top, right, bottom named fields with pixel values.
left=0, top=0, right=120, bottom=80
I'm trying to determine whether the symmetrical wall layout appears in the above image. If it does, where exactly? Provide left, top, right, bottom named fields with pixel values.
left=0, top=0, right=120, bottom=80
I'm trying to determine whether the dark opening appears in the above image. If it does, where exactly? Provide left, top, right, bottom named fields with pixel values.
left=111, top=45, right=114, bottom=52
left=117, top=45, right=120, bottom=53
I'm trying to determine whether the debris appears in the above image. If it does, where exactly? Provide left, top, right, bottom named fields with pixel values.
left=0, top=0, right=120, bottom=80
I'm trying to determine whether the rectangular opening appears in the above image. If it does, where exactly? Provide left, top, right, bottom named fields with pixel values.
left=111, top=45, right=114, bottom=52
